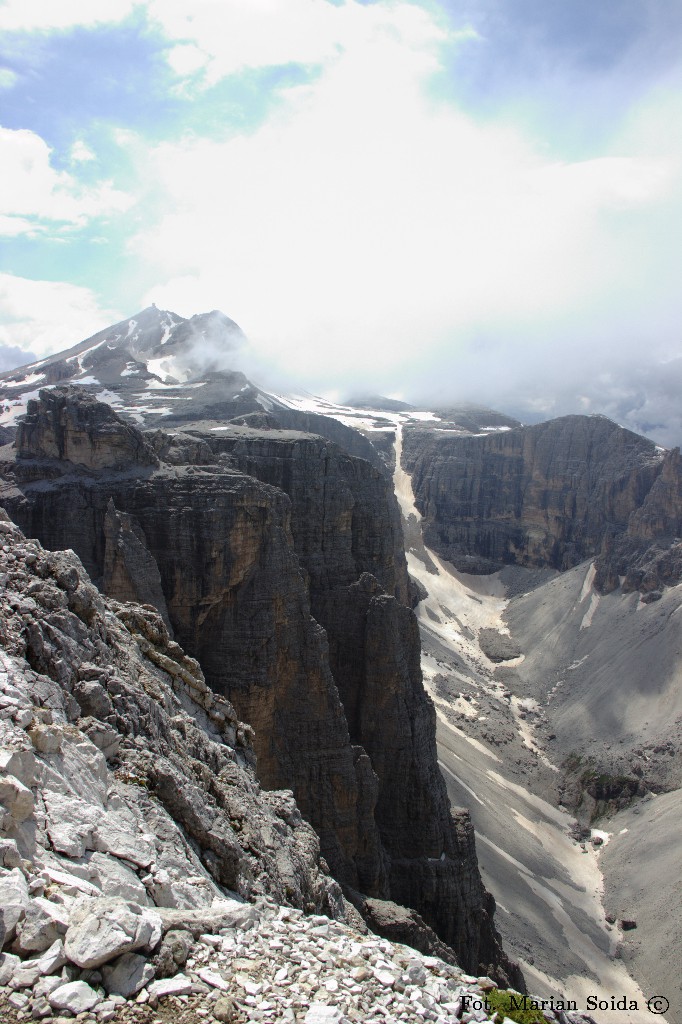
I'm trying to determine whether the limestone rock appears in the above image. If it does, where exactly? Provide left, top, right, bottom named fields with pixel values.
left=0, top=775, right=33, bottom=823
left=102, top=951, right=156, bottom=997
left=103, top=499, right=172, bottom=631
left=0, top=519, right=343, bottom=927
left=13, top=896, right=70, bottom=954
left=64, top=899, right=163, bottom=968
left=0, top=951, right=20, bottom=984
left=0, top=867, right=29, bottom=943
left=212, top=996, right=236, bottom=1022
left=148, top=972, right=192, bottom=998
left=16, top=386, right=158, bottom=470
left=48, top=979, right=100, bottom=1013
left=151, top=928, right=192, bottom=978
left=9, top=939, right=67, bottom=987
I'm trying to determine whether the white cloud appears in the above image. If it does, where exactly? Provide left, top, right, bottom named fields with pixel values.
left=70, top=139, right=96, bottom=163
left=165, top=43, right=210, bottom=78
left=0, top=127, right=130, bottom=236
left=0, top=0, right=136, bottom=32
left=0, top=68, right=18, bottom=89
left=0, top=273, right=121, bottom=356
left=148, top=0, right=458, bottom=85
left=132, top=6, right=682, bottom=396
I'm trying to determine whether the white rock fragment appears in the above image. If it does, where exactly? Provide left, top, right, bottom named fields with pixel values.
left=28, top=723, right=63, bottom=753
left=39, top=864, right=102, bottom=897
left=102, top=951, right=156, bottom=997
left=0, top=866, right=29, bottom=939
left=15, top=895, right=71, bottom=953
left=64, top=899, right=162, bottom=968
left=0, top=745, right=36, bottom=786
left=9, top=938, right=67, bottom=987
left=197, top=966, right=231, bottom=990
left=0, top=951, right=20, bottom=984
left=304, top=1005, right=344, bottom=1023
left=0, top=837, right=22, bottom=869
left=88, top=851, right=150, bottom=904
left=148, top=973, right=193, bottom=998
left=0, top=775, right=34, bottom=823
left=49, top=979, right=100, bottom=1013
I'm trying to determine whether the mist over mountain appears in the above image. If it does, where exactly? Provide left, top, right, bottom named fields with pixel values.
left=2, top=306, right=681, bottom=449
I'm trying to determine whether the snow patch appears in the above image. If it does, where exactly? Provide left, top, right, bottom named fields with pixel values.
left=0, top=385, right=57, bottom=426
left=580, top=593, right=600, bottom=630
left=95, top=389, right=123, bottom=407
left=147, top=356, right=189, bottom=383
left=578, top=562, right=597, bottom=604
left=6, top=372, right=45, bottom=387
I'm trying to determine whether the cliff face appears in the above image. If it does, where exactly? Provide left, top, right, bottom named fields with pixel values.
left=403, top=415, right=682, bottom=592
left=0, top=508, right=342, bottom=916
left=0, top=388, right=515, bottom=981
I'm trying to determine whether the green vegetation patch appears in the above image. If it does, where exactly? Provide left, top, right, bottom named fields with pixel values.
left=485, top=990, right=549, bottom=1024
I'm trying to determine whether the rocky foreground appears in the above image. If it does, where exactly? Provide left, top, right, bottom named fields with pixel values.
left=1, top=896, right=596, bottom=1024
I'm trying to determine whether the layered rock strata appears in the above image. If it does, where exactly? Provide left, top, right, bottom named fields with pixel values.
left=0, top=388, right=516, bottom=981
left=403, top=414, right=682, bottom=592
left=0, top=510, right=343, bottom=919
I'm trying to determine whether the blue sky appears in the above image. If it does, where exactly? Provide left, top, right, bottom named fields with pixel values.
left=1, top=0, right=682, bottom=441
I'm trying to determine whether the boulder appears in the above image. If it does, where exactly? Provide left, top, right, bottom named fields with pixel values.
left=0, top=776, right=34, bottom=824
left=102, top=951, right=156, bottom=997
left=0, top=951, right=20, bottom=984
left=64, top=899, right=162, bottom=968
left=13, top=896, right=70, bottom=954
left=9, top=939, right=67, bottom=987
left=0, top=838, right=22, bottom=869
left=0, top=746, right=37, bottom=788
left=151, top=928, right=192, bottom=978
left=48, top=979, right=100, bottom=1013
left=0, top=867, right=29, bottom=943
left=28, top=723, right=63, bottom=754
left=88, top=851, right=150, bottom=904
left=155, top=900, right=259, bottom=937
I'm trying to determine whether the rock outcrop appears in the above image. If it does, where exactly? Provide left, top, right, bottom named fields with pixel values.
left=0, top=387, right=516, bottom=981
left=403, top=414, right=682, bottom=592
left=16, top=388, right=158, bottom=471
left=0, top=509, right=341, bottom=915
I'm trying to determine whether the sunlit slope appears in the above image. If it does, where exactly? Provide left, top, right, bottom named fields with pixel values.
left=500, top=562, right=682, bottom=795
